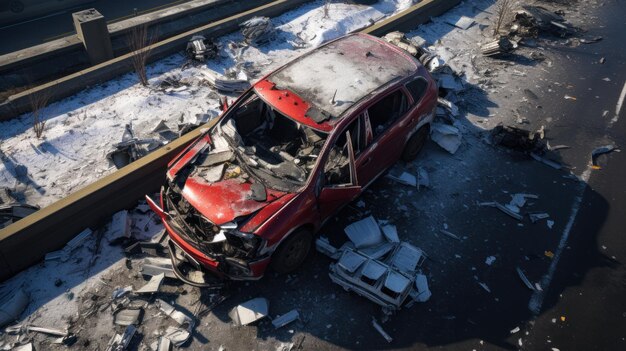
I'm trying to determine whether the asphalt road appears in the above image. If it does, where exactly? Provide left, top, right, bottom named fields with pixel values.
left=0, top=0, right=192, bottom=55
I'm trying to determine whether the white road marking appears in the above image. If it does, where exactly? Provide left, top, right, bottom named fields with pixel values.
left=528, top=167, right=592, bottom=314
left=612, top=80, right=626, bottom=125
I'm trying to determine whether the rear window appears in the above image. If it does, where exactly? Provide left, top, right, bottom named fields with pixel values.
left=405, top=78, right=429, bottom=105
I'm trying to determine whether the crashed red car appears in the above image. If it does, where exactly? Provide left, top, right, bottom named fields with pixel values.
left=147, top=33, right=437, bottom=283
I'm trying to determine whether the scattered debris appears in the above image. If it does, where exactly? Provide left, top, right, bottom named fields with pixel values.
left=446, top=15, right=475, bottom=30
left=510, top=326, right=520, bottom=334
left=186, top=35, right=218, bottom=61
left=136, top=273, right=165, bottom=294
left=430, top=123, right=462, bottom=154
left=591, top=145, right=618, bottom=169
left=416, top=167, right=430, bottom=189
left=437, top=97, right=459, bottom=117
left=547, top=220, right=555, bottom=229
left=386, top=171, right=417, bottom=187
left=485, top=256, right=496, bottom=266
left=481, top=37, right=516, bottom=56
left=439, top=229, right=461, bottom=241
left=530, top=152, right=562, bottom=170
left=529, top=212, right=550, bottom=223
left=0, top=288, right=29, bottom=327
left=381, top=31, right=442, bottom=72
left=478, top=282, right=491, bottom=293
left=112, top=286, right=133, bottom=300
left=371, top=318, right=393, bottom=343
left=141, top=257, right=176, bottom=278
left=113, top=308, right=144, bottom=326
left=491, top=125, right=546, bottom=153
left=564, top=94, right=577, bottom=101
left=544, top=250, right=554, bottom=258
left=516, top=267, right=536, bottom=291
left=201, top=69, right=251, bottom=93
left=315, top=236, right=341, bottom=259
left=240, top=17, right=274, bottom=44
left=494, top=202, right=523, bottom=221
left=229, top=297, right=269, bottom=326
left=106, top=123, right=162, bottom=169
left=0, top=187, right=39, bottom=229
left=271, top=309, right=299, bottom=329
left=105, top=325, right=136, bottom=351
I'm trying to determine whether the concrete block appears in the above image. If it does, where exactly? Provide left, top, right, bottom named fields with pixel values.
left=72, top=8, right=113, bottom=64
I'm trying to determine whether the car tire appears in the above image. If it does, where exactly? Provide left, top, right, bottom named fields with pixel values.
left=271, top=228, right=313, bottom=274
left=401, top=125, right=429, bottom=162
left=10, top=1, right=24, bottom=13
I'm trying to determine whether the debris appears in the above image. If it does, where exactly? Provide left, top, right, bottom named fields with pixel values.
left=530, top=153, right=562, bottom=170
left=186, top=35, right=218, bottom=61
left=141, top=257, right=176, bottom=278
left=430, top=123, right=462, bottom=154
left=0, top=288, right=28, bottom=327
left=154, top=337, right=172, bottom=351
left=445, top=15, right=475, bottom=30
left=481, top=37, right=515, bottom=56
left=110, top=210, right=130, bottom=240
left=510, top=326, right=521, bottom=334
left=114, top=308, right=144, bottom=326
left=201, top=69, right=251, bottom=93
left=240, top=16, right=274, bottom=44
left=272, top=309, right=299, bottom=329
left=495, top=202, right=523, bottom=221
left=106, top=124, right=162, bottom=169
left=439, top=229, right=461, bottom=241
left=112, top=286, right=133, bottom=300
left=136, top=273, right=165, bottom=294
left=157, top=299, right=194, bottom=327
left=544, top=250, right=554, bottom=258
left=579, top=36, right=602, bottom=44
left=412, top=274, right=431, bottom=302
left=381, top=31, right=442, bottom=72
left=371, top=318, right=393, bottom=343
left=386, top=171, right=417, bottom=187
left=491, top=125, right=546, bottom=153
left=437, top=73, right=465, bottom=92
left=529, top=213, right=550, bottom=223
left=229, top=297, right=269, bottom=326
left=162, top=326, right=191, bottom=347
left=437, top=97, right=459, bottom=117
left=417, top=167, right=430, bottom=188
left=485, top=256, right=496, bottom=265
left=6, top=324, right=69, bottom=337
left=478, top=282, right=491, bottom=293
left=0, top=187, right=39, bottom=229
left=516, top=267, right=536, bottom=291
left=315, top=236, right=341, bottom=259
left=547, top=220, right=555, bottom=229
left=381, top=224, right=400, bottom=243
left=591, top=145, right=618, bottom=169
left=564, top=95, right=577, bottom=101
left=106, top=325, right=136, bottom=351
left=344, top=216, right=384, bottom=249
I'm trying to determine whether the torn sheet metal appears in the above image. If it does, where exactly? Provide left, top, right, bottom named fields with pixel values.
left=136, top=273, right=165, bottom=294
left=157, top=299, right=194, bottom=327
left=105, top=325, right=136, bottom=351
left=386, top=172, right=417, bottom=187
left=201, top=70, right=250, bottom=93
left=389, top=243, right=425, bottom=273
left=495, top=202, right=524, bottom=221
left=437, top=97, right=459, bottom=117
left=271, top=309, right=299, bottom=329
left=110, top=210, right=130, bottom=239
left=240, top=16, right=274, bottom=44
left=0, top=289, right=28, bottom=327
left=315, top=236, right=341, bottom=259
left=439, top=229, right=461, bottom=241
left=591, top=144, right=618, bottom=169
left=141, top=257, right=176, bottom=278
left=371, top=318, right=393, bottom=343
left=186, top=35, right=218, bottom=61
left=411, top=273, right=432, bottom=302
left=430, top=123, right=462, bottom=154
left=530, top=153, right=562, bottom=170
left=381, top=224, right=399, bottom=243
left=516, top=267, right=536, bottom=291
left=163, top=326, right=190, bottom=347
left=344, top=216, right=384, bottom=248
left=229, top=297, right=269, bottom=326
left=529, top=212, right=550, bottom=223
left=114, top=308, right=144, bottom=326
left=153, top=337, right=172, bottom=351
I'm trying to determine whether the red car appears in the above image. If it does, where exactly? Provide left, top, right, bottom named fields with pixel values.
left=147, top=33, right=437, bottom=283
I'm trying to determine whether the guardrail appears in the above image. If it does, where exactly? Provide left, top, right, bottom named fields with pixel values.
left=0, top=0, right=461, bottom=281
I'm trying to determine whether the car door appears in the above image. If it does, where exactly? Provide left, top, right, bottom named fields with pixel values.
left=316, top=130, right=360, bottom=220
left=358, top=88, right=411, bottom=185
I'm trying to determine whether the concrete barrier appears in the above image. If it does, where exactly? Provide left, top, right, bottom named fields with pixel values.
left=0, top=0, right=277, bottom=101
left=0, top=0, right=461, bottom=281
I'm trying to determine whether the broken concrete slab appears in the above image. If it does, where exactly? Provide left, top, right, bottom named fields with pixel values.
left=229, top=297, right=269, bottom=326
left=271, top=309, right=299, bottom=329
left=437, top=97, right=459, bottom=117
left=430, top=123, right=462, bottom=154
left=344, top=216, right=385, bottom=249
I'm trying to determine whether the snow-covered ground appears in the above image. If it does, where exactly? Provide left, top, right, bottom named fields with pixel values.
left=0, top=0, right=416, bottom=208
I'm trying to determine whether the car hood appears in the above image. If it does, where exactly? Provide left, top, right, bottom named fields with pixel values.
left=181, top=177, right=286, bottom=226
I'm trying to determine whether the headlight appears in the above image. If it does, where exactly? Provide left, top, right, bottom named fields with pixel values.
left=224, top=230, right=265, bottom=254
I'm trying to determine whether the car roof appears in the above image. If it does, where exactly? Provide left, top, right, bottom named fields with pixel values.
left=264, top=33, right=418, bottom=127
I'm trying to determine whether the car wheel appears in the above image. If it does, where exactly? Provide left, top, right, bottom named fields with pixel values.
left=271, top=228, right=313, bottom=274
left=401, top=125, right=429, bottom=161
left=10, top=1, right=24, bottom=13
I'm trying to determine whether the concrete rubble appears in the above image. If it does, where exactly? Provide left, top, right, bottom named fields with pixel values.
left=319, top=216, right=430, bottom=310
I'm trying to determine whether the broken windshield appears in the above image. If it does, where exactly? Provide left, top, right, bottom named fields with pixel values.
left=210, top=91, right=328, bottom=192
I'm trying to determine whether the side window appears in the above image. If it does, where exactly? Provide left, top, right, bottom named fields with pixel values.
left=367, top=90, right=409, bottom=137
left=344, top=115, right=366, bottom=155
left=405, top=78, right=429, bottom=105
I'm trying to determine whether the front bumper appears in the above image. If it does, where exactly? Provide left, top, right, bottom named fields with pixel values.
left=145, top=193, right=271, bottom=280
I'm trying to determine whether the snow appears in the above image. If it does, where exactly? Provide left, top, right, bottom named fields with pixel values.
left=0, top=0, right=415, bottom=208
